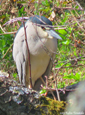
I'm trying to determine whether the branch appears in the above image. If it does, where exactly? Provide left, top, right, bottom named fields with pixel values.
left=23, top=20, right=32, bottom=88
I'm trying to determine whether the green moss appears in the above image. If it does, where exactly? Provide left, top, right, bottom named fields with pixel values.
left=36, top=96, right=66, bottom=115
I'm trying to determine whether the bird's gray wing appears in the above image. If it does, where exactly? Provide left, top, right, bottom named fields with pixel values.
left=13, top=27, right=27, bottom=86
left=34, top=53, right=55, bottom=90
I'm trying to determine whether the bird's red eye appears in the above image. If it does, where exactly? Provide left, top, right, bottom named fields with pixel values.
left=41, top=26, right=45, bottom=30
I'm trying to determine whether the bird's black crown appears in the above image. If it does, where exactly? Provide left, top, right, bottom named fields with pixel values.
left=29, top=15, right=52, bottom=26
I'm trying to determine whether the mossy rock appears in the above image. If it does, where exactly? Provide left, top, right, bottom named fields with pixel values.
left=36, top=96, right=66, bottom=115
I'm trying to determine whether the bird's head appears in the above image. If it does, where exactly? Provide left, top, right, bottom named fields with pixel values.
left=29, top=15, right=62, bottom=40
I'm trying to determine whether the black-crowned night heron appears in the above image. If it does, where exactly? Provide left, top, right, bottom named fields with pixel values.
left=13, top=15, right=62, bottom=90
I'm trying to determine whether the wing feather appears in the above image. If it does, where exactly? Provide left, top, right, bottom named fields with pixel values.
left=13, top=27, right=27, bottom=86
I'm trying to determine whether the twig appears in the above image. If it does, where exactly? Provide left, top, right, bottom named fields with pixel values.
left=55, top=7, right=84, bottom=11
left=42, top=87, right=76, bottom=92
left=0, top=89, right=8, bottom=96
left=3, top=16, right=66, bottom=30
left=23, top=20, right=32, bottom=88
left=45, top=76, right=56, bottom=100
left=3, top=17, right=29, bottom=27
left=2, top=44, right=13, bottom=59
left=0, top=31, right=17, bottom=35
left=55, top=64, right=85, bottom=69
left=53, top=65, right=61, bottom=101
left=0, top=24, right=5, bottom=33
left=70, top=11, right=85, bottom=32
left=55, top=55, right=85, bottom=67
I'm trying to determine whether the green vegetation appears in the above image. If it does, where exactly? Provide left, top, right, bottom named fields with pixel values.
left=0, top=0, right=85, bottom=91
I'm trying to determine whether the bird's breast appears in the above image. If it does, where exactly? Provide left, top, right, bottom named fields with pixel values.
left=28, top=36, right=57, bottom=56
left=29, top=51, right=50, bottom=86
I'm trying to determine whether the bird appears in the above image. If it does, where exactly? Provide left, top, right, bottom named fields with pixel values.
left=13, top=15, right=62, bottom=90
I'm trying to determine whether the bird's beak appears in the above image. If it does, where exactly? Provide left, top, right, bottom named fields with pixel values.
left=46, top=30, right=62, bottom=40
